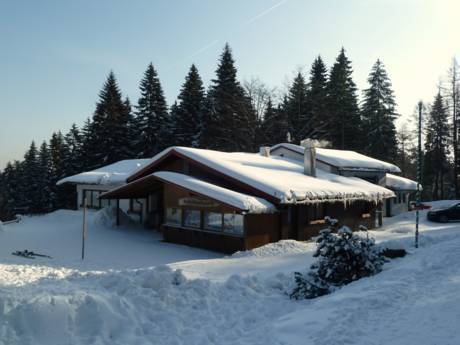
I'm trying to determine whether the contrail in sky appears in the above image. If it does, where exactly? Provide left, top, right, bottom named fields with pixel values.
left=184, top=0, right=289, bottom=62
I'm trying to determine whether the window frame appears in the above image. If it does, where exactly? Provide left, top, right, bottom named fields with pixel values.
left=223, top=213, right=244, bottom=236
left=183, top=209, right=201, bottom=229
left=82, top=189, right=108, bottom=209
left=203, top=211, right=223, bottom=232
left=166, top=207, right=182, bottom=226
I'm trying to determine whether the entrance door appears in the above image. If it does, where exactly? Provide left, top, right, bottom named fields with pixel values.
left=147, top=189, right=164, bottom=230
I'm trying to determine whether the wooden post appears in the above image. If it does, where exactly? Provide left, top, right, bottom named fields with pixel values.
left=82, top=197, right=87, bottom=260
left=415, top=101, right=423, bottom=249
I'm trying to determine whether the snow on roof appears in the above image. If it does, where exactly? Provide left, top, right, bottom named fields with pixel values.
left=385, top=174, right=419, bottom=191
left=153, top=171, right=276, bottom=214
left=138, top=147, right=395, bottom=204
left=57, top=159, right=152, bottom=186
left=270, top=143, right=401, bottom=173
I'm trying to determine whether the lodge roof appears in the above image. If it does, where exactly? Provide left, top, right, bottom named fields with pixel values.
left=270, top=143, right=401, bottom=173
left=127, top=146, right=395, bottom=204
left=56, top=159, right=152, bottom=186
left=385, top=173, right=420, bottom=191
left=102, top=171, right=277, bottom=214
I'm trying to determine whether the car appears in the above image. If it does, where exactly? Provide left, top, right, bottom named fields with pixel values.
left=427, top=202, right=460, bottom=222
left=409, top=201, right=432, bottom=211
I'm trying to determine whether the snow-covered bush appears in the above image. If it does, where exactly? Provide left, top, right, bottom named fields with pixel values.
left=290, top=218, right=386, bottom=300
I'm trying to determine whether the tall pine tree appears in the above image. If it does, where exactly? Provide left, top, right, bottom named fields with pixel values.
left=135, top=63, right=170, bottom=157
left=361, top=59, right=398, bottom=162
left=260, top=98, right=289, bottom=145
left=283, top=72, right=309, bottom=144
left=306, top=56, right=329, bottom=140
left=37, top=141, right=53, bottom=212
left=200, top=44, right=257, bottom=152
left=21, top=141, right=41, bottom=213
left=423, top=92, right=450, bottom=200
left=174, top=64, right=205, bottom=147
left=326, top=48, right=362, bottom=150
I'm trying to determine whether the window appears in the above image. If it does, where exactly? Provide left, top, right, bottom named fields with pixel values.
left=402, top=193, right=406, bottom=203
left=204, top=212, right=222, bottom=231
left=166, top=208, right=182, bottom=225
left=91, top=190, right=99, bottom=208
left=100, top=198, right=111, bottom=208
left=223, top=213, right=244, bottom=235
left=82, top=190, right=107, bottom=209
left=184, top=209, right=201, bottom=228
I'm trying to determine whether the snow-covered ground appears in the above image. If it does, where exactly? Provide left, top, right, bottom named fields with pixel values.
left=0, top=202, right=459, bottom=345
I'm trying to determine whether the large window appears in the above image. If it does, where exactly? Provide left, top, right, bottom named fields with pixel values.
left=100, top=198, right=112, bottom=208
left=184, top=209, right=201, bottom=228
left=166, top=208, right=182, bottom=225
left=82, top=190, right=108, bottom=209
left=223, top=213, right=244, bottom=235
left=204, top=212, right=222, bottom=231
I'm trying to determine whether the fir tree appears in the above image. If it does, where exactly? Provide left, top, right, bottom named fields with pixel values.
left=174, top=64, right=205, bottom=147
left=283, top=72, right=310, bottom=143
left=109, top=96, right=136, bottom=161
left=49, top=131, right=68, bottom=209
left=260, top=98, right=289, bottom=145
left=80, top=118, right=96, bottom=170
left=361, top=59, right=398, bottom=162
left=306, top=56, right=329, bottom=140
left=90, top=71, right=130, bottom=165
left=37, top=141, right=53, bottom=212
left=21, top=141, right=41, bottom=213
left=0, top=162, right=22, bottom=218
left=326, top=48, right=362, bottom=150
left=63, top=124, right=83, bottom=176
left=135, top=63, right=170, bottom=157
left=200, top=44, right=257, bottom=152
left=423, top=92, right=450, bottom=200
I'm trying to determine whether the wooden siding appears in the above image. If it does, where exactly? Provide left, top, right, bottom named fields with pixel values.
left=294, top=201, right=378, bottom=241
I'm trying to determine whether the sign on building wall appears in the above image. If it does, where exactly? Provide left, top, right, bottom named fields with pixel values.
left=178, top=197, right=219, bottom=208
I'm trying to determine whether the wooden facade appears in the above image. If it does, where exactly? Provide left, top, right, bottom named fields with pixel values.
left=161, top=183, right=280, bottom=253
left=102, top=150, right=383, bottom=253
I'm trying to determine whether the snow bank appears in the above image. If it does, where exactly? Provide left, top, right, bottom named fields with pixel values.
left=274, top=229, right=460, bottom=345
left=0, top=265, right=294, bottom=345
left=153, top=171, right=276, bottom=213
left=57, top=159, right=151, bottom=186
left=233, top=240, right=313, bottom=258
left=2, top=206, right=460, bottom=344
left=92, top=206, right=133, bottom=228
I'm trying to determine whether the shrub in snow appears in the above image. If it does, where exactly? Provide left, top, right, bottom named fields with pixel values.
left=290, top=217, right=386, bottom=300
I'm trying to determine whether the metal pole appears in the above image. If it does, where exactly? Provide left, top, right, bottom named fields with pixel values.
left=82, top=197, right=87, bottom=260
left=415, top=101, right=422, bottom=248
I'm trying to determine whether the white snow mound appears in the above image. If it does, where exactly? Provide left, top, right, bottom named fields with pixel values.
left=233, top=240, right=312, bottom=258
left=92, top=206, right=133, bottom=228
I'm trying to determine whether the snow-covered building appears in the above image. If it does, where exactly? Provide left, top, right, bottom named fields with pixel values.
left=57, top=159, right=151, bottom=222
left=384, top=173, right=420, bottom=216
left=270, top=143, right=418, bottom=217
left=99, top=146, right=395, bottom=253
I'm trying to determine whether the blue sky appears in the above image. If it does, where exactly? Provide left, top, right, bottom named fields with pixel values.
left=0, top=0, right=458, bottom=169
